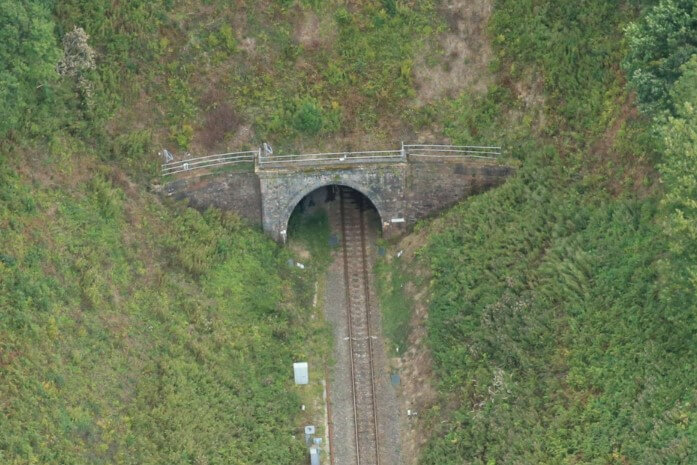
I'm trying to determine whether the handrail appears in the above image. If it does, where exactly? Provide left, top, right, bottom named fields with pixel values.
left=161, top=150, right=258, bottom=167
left=259, top=149, right=402, bottom=160
left=404, top=144, right=502, bottom=157
left=160, top=143, right=501, bottom=176
left=405, top=144, right=502, bottom=150
left=161, top=150, right=257, bottom=176
left=258, top=150, right=404, bottom=166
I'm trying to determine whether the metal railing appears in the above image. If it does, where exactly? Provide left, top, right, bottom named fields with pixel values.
left=161, top=150, right=258, bottom=175
left=160, top=143, right=501, bottom=176
left=257, top=149, right=405, bottom=168
left=404, top=144, right=501, bottom=159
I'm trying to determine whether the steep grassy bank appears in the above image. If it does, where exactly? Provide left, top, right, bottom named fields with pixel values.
left=0, top=154, right=329, bottom=464
left=375, top=0, right=697, bottom=463
left=2, top=0, right=695, bottom=463
left=420, top=155, right=696, bottom=463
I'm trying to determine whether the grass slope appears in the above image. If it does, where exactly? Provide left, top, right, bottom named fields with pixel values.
left=422, top=155, right=696, bottom=463
left=0, top=156, right=326, bottom=464
left=374, top=0, right=697, bottom=463
left=2, top=0, right=696, bottom=463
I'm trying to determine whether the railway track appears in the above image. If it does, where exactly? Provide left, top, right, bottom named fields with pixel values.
left=339, top=187, right=380, bottom=465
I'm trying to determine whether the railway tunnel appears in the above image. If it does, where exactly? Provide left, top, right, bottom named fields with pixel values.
left=286, top=185, right=381, bottom=243
left=160, top=146, right=513, bottom=464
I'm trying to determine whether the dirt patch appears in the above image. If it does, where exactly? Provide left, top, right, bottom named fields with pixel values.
left=389, top=232, right=438, bottom=465
left=295, top=10, right=321, bottom=48
left=196, top=89, right=244, bottom=151
left=413, top=0, right=494, bottom=104
left=294, top=8, right=335, bottom=51
left=238, top=36, right=257, bottom=55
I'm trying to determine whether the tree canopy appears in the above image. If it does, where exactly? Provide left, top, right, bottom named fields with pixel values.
left=0, top=0, right=60, bottom=136
left=624, top=0, right=697, bottom=115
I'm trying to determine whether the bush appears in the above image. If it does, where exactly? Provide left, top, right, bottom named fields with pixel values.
left=112, top=129, right=152, bottom=160
left=292, top=99, right=324, bottom=135
left=623, top=0, right=697, bottom=116
left=421, top=153, right=697, bottom=464
left=0, top=159, right=323, bottom=464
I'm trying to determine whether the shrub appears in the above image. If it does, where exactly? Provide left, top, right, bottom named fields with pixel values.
left=623, top=0, right=697, bottom=116
left=292, top=99, right=324, bottom=135
left=112, top=129, right=152, bottom=160
left=658, top=56, right=697, bottom=289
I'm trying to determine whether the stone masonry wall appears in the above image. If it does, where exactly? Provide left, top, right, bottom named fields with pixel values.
left=258, top=164, right=408, bottom=242
left=164, top=171, right=262, bottom=225
left=160, top=159, right=512, bottom=242
left=406, top=158, right=512, bottom=224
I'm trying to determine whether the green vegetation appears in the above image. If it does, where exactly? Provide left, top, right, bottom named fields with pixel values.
left=36, top=0, right=441, bottom=156
left=624, top=0, right=697, bottom=115
left=287, top=207, right=333, bottom=270
left=396, top=0, right=697, bottom=463
left=292, top=99, right=328, bottom=136
left=375, top=252, right=414, bottom=355
left=421, top=156, right=697, bottom=463
left=2, top=2, right=445, bottom=462
left=2, top=0, right=696, bottom=463
left=0, top=0, right=60, bottom=136
left=0, top=157, right=327, bottom=464
left=657, top=56, right=697, bottom=295
left=489, top=0, right=642, bottom=135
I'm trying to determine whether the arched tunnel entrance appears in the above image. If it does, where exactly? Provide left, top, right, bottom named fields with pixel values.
left=286, top=185, right=382, bottom=250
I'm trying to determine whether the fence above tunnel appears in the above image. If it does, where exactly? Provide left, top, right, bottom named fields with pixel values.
left=161, top=150, right=258, bottom=175
left=404, top=144, right=502, bottom=159
left=257, top=149, right=405, bottom=169
left=160, top=143, right=502, bottom=176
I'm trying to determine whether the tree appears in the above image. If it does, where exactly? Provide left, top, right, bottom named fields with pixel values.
left=659, top=55, right=697, bottom=287
left=623, top=0, right=697, bottom=116
left=0, top=0, right=61, bottom=136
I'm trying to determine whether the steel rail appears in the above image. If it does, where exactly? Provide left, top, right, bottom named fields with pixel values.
left=358, top=191, right=381, bottom=465
left=339, top=190, right=362, bottom=465
left=339, top=188, right=380, bottom=465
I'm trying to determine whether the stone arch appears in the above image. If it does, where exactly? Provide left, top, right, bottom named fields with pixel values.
left=281, top=181, right=386, bottom=241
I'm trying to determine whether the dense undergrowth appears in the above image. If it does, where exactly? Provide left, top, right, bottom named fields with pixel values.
left=421, top=155, right=697, bottom=463
left=3, top=0, right=443, bottom=164
left=408, top=0, right=697, bottom=463
left=0, top=155, right=328, bottom=464
left=2, top=0, right=696, bottom=463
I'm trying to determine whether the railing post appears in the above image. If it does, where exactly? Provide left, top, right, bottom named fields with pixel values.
left=401, top=141, right=406, bottom=160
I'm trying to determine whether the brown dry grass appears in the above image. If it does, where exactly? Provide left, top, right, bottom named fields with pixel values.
left=413, top=0, right=494, bottom=105
left=384, top=226, right=440, bottom=465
